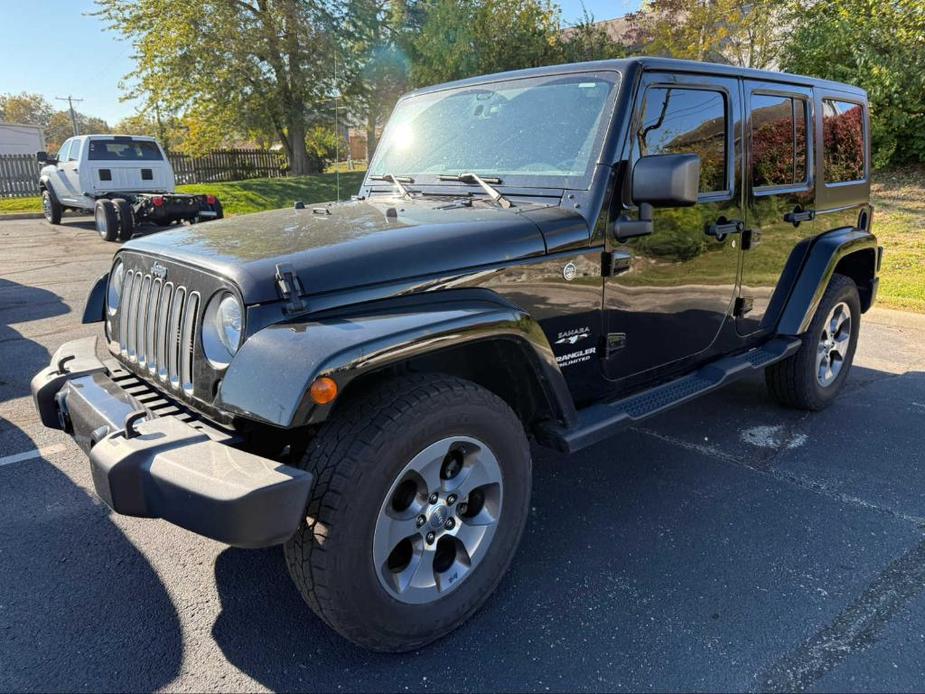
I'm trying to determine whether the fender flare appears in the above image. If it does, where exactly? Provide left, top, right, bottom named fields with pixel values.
left=777, top=227, right=878, bottom=336
left=82, top=272, right=108, bottom=324
left=217, top=292, right=577, bottom=430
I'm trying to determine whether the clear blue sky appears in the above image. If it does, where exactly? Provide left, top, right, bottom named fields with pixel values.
left=0, top=0, right=641, bottom=126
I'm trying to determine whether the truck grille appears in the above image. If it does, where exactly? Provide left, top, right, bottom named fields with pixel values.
left=118, top=269, right=200, bottom=393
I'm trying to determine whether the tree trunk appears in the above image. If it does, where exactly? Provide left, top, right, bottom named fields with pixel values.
left=288, top=120, right=312, bottom=176
left=366, top=109, right=378, bottom=164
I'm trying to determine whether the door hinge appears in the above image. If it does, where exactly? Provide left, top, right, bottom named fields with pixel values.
left=734, top=296, right=754, bottom=317
left=601, top=250, right=632, bottom=277
left=741, top=228, right=761, bottom=250
left=599, top=332, right=627, bottom=358
left=275, top=263, right=307, bottom=314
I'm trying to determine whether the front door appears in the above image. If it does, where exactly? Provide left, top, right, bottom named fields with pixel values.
left=603, top=73, right=744, bottom=381
left=738, top=81, right=816, bottom=334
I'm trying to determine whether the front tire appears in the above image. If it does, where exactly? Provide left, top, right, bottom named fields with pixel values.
left=94, top=200, right=119, bottom=242
left=284, top=374, right=532, bottom=652
left=766, top=273, right=861, bottom=410
left=42, top=189, right=62, bottom=225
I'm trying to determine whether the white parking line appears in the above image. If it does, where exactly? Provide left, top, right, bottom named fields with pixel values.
left=0, top=443, right=67, bottom=467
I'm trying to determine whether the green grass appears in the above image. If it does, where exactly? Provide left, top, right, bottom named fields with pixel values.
left=869, top=167, right=925, bottom=312
left=0, top=196, right=42, bottom=213
left=0, top=171, right=366, bottom=217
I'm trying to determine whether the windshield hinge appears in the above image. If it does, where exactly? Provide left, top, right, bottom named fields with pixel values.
left=275, top=263, right=307, bottom=314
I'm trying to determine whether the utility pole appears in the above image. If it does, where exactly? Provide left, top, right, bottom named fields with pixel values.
left=56, top=96, right=84, bottom=136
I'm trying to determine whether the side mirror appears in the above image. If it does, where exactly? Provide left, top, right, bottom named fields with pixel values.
left=613, top=153, right=701, bottom=241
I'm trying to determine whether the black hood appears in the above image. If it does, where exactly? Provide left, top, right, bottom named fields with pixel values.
left=124, top=197, right=587, bottom=304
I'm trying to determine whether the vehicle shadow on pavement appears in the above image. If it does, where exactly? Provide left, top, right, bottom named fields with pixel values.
left=0, top=457, right=185, bottom=692
left=211, top=365, right=925, bottom=692
left=0, top=278, right=69, bottom=400
left=0, top=278, right=185, bottom=692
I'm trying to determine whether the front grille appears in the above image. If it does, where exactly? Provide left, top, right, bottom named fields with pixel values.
left=118, top=268, right=200, bottom=394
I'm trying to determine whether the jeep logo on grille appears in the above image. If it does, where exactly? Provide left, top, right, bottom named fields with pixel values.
left=151, top=262, right=168, bottom=279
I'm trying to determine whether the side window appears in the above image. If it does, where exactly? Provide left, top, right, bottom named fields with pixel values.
left=751, top=94, right=808, bottom=188
left=68, top=139, right=81, bottom=161
left=822, top=99, right=865, bottom=183
left=56, top=140, right=71, bottom=161
left=635, top=87, right=727, bottom=194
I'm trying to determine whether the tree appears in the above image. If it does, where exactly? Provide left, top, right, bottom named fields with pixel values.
left=340, top=0, right=415, bottom=162
left=45, top=111, right=112, bottom=151
left=627, top=0, right=787, bottom=69
left=115, top=111, right=187, bottom=150
left=94, top=0, right=343, bottom=175
left=410, top=0, right=562, bottom=86
left=559, top=9, right=629, bottom=63
left=0, top=92, right=54, bottom=128
left=781, top=0, right=925, bottom=166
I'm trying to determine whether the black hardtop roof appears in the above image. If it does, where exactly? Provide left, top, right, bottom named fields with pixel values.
left=408, top=57, right=866, bottom=99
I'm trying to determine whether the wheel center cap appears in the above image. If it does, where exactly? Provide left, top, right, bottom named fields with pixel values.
left=429, top=504, right=449, bottom=530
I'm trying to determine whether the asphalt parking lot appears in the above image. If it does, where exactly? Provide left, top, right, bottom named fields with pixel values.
left=1, top=216, right=924, bottom=692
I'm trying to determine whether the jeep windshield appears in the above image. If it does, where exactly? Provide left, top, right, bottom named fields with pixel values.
left=368, top=71, right=621, bottom=191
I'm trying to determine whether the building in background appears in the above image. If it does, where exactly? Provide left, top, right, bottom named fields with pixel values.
left=0, top=122, right=45, bottom=156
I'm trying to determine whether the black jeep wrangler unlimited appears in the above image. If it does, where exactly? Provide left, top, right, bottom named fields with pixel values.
left=32, top=58, right=880, bottom=652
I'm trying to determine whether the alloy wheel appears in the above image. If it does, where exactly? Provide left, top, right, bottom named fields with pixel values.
left=816, top=301, right=851, bottom=387
left=372, top=436, right=503, bottom=605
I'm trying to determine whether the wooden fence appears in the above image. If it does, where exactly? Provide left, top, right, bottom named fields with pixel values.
left=168, top=149, right=287, bottom=185
left=0, top=149, right=288, bottom=197
left=0, top=154, right=42, bottom=198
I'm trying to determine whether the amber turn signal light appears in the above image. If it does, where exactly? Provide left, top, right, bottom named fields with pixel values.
left=309, top=376, right=338, bottom=405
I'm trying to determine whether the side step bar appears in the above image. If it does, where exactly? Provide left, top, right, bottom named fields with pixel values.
left=539, top=337, right=802, bottom=453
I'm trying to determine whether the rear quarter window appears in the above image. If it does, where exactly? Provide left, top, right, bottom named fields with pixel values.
left=822, top=99, right=865, bottom=184
left=88, top=140, right=164, bottom=161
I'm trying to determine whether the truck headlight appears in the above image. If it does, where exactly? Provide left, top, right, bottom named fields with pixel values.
left=107, top=260, right=124, bottom=315
left=202, top=291, right=243, bottom=368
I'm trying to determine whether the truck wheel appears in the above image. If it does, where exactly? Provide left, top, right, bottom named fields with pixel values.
left=284, top=374, right=532, bottom=652
left=94, top=200, right=119, bottom=242
left=112, top=198, right=135, bottom=241
left=766, top=273, right=860, bottom=410
left=42, top=189, right=62, bottom=225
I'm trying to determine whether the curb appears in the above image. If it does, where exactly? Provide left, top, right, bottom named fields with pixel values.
left=0, top=212, right=44, bottom=220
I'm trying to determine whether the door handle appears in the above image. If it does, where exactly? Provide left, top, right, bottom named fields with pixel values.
left=783, top=207, right=815, bottom=226
left=705, top=218, right=744, bottom=242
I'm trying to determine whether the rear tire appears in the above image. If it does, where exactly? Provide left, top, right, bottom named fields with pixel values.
left=42, top=189, right=62, bottom=225
left=94, top=199, right=119, bottom=242
left=284, top=374, right=532, bottom=652
left=766, top=273, right=860, bottom=410
left=112, top=198, right=134, bottom=241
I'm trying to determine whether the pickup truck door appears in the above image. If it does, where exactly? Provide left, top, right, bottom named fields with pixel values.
left=603, top=72, right=744, bottom=382
left=737, top=81, right=816, bottom=335
left=51, top=139, right=81, bottom=204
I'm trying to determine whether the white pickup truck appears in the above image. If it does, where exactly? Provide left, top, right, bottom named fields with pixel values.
left=37, top=134, right=223, bottom=242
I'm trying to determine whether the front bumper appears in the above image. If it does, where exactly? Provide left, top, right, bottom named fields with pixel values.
left=31, top=337, right=312, bottom=548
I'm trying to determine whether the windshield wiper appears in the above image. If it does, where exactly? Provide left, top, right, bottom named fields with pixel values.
left=437, top=172, right=512, bottom=208
left=369, top=173, right=414, bottom=199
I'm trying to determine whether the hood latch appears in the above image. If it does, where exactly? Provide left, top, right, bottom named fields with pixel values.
left=275, top=263, right=307, bottom=314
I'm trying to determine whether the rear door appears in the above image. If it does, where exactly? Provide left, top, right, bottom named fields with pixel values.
left=86, top=138, right=173, bottom=193
left=738, top=81, right=815, bottom=334
left=603, top=72, right=744, bottom=381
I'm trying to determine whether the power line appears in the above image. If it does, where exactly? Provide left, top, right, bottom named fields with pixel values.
left=55, top=96, right=84, bottom=136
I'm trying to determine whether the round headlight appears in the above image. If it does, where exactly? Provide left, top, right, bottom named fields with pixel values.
left=217, top=294, right=242, bottom=353
left=107, top=260, right=124, bottom=315
left=202, top=292, right=243, bottom=368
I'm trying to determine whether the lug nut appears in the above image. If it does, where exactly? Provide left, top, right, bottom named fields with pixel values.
left=447, top=494, right=458, bottom=505
left=457, top=502, right=468, bottom=516
left=444, top=518, right=455, bottom=531
left=416, top=515, right=426, bottom=528
left=428, top=492, right=439, bottom=504
left=425, top=531, right=436, bottom=545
